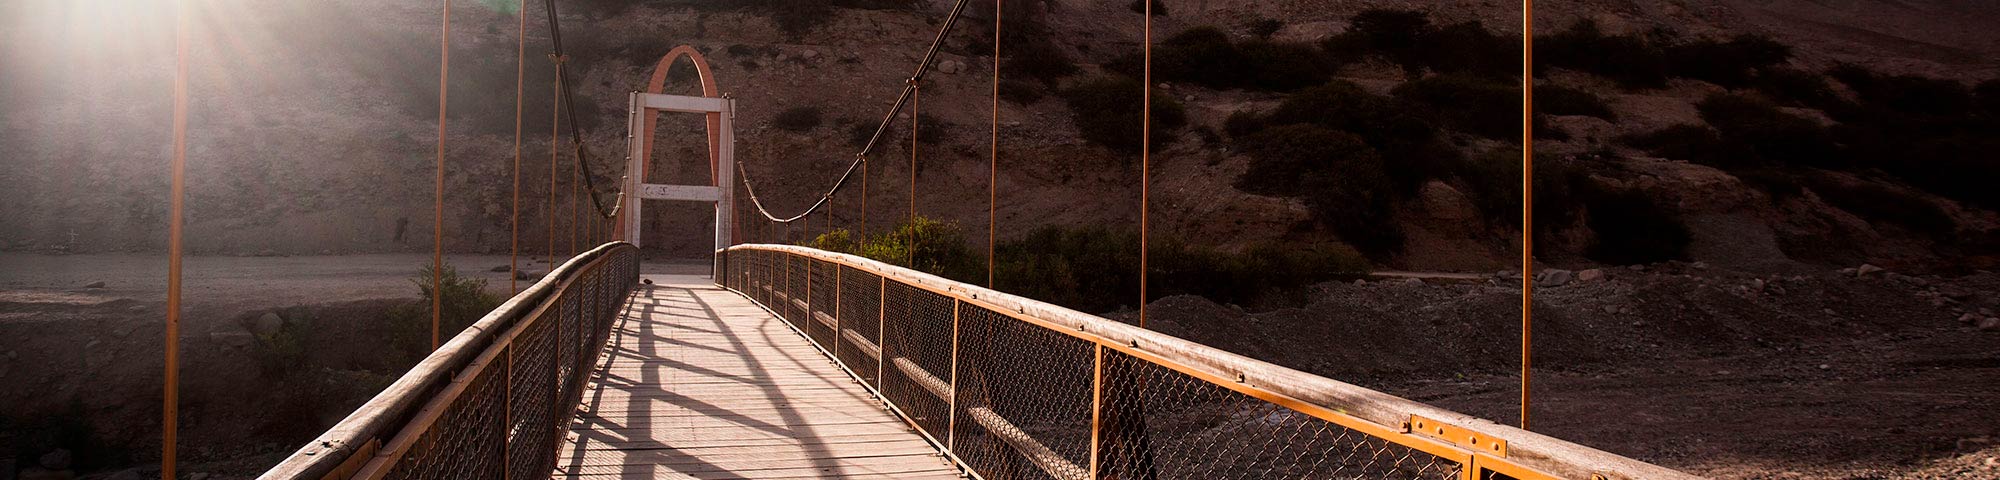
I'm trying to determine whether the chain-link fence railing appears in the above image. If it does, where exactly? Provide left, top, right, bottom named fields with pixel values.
left=259, top=242, right=641, bottom=480
left=716, top=245, right=1701, bottom=480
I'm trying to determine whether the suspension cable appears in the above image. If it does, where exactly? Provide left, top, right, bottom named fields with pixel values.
left=510, top=0, right=525, bottom=293
left=735, top=0, right=974, bottom=225
left=432, top=0, right=451, bottom=351
left=540, top=0, right=617, bottom=218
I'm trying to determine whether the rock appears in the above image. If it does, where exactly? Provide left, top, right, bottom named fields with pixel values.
left=1963, top=313, right=1982, bottom=324
left=250, top=312, right=285, bottom=336
left=1749, top=278, right=1766, bottom=292
left=1417, top=181, right=1477, bottom=220
left=39, top=449, right=72, bottom=470
left=82, top=281, right=106, bottom=289
left=1817, top=364, right=1831, bottom=370
left=191, top=473, right=212, bottom=480
left=1540, top=269, right=1573, bottom=287
left=514, top=270, right=539, bottom=281
left=799, top=49, right=819, bottom=60
left=1838, top=268, right=1857, bottom=275
left=490, top=265, right=510, bottom=272
left=209, top=331, right=255, bottom=349
left=1981, top=317, right=2000, bottom=331
left=1855, top=264, right=1885, bottom=276
left=1692, top=261, right=1709, bottom=270
left=1577, top=269, right=1605, bottom=282
left=1628, top=264, right=1647, bottom=271
left=936, top=59, right=965, bottom=74
left=1602, top=305, right=1619, bottom=314
left=1402, top=278, right=1424, bottom=286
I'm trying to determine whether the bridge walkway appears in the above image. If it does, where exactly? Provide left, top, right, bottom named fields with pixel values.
left=551, top=274, right=959, bottom=479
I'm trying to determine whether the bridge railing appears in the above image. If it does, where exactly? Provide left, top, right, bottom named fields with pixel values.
left=259, top=242, right=640, bottom=480
left=720, top=244, right=1698, bottom=480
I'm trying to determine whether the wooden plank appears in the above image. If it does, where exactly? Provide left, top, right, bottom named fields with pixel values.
left=553, top=275, right=951, bottom=479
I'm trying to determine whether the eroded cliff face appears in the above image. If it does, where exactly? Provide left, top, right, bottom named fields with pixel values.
left=4, top=0, right=1994, bottom=270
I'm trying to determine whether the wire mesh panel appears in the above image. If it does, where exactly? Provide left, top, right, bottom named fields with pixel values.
left=805, top=258, right=838, bottom=351
left=952, top=305, right=1095, bottom=480
left=786, top=254, right=809, bottom=328
left=836, top=265, right=883, bottom=389
left=505, top=311, right=562, bottom=480
left=1096, top=350, right=1463, bottom=480
left=879, top=280, right=957, bottom=442
left=381, top=355, right=508, bottom=480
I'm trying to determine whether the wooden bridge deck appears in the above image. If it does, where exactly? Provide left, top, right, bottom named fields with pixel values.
left=552, top=274, right=960, bottom=479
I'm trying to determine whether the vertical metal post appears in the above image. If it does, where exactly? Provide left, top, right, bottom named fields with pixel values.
left=623, top=92, right=643, bottom=248
left=717, top=98, right=739, bottom=251
left=877, top=276, right=887, bottom=386
left=945, top=299, right=961, bottom=449
left=833, top=264, right=842, bottom=359
left=1088, top=344, right=1104, bottom=479
left=1521, top=0, right=1536, bottom=431
left=163, top=0, right=193, bottom=477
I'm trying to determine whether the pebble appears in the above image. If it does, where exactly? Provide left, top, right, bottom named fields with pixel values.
left=1856, top=264, right=1885, bottom=276
left=1818, top=364, right=1831, bottom=370
left=1577, top=269, right=1605, bottom=282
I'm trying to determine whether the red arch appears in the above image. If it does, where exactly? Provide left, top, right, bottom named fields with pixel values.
left=624, top=45, right=724, bottom=242
left=641, top=45, right=721, bottom=184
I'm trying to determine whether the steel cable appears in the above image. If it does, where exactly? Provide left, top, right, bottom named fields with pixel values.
left=736, top=0, right=974, bottom=225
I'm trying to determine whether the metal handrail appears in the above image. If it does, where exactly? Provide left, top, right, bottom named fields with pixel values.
left=719, top=244, right=1701, bottom=480
left=260, top=242, right=639, bottom=480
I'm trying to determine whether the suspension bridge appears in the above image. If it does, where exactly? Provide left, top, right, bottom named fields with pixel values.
left=125, top=0, right=1701, bottom=478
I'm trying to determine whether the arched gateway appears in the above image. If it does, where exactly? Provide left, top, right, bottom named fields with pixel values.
left=620, top=45, right=735, bottom=251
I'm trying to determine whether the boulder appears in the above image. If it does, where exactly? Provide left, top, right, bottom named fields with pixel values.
left=1980, top=317, right=2000, bottom=331
left=1855, top=264, right=1885, bottom=276
left=1577, top=269, right=1605, bottom=282
left=1540, top=269, right=1574, bottom=287
left=249, top=312, right=284, bottom=336
left=937, top=59, right=965, bottom=74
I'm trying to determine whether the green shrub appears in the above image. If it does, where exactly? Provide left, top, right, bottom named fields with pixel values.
left=991, top=227, right=1368, bottom=312
left=1584, top=190, right=1691, bottom=264
left=825, top=217, right=984, bottom=283
left=1322, top=10, right=1515, bottom=78
left=1223, top=109, right=1266, bottom=138
left=1535, top=20, right=1669, bottom=89
left=1323, top=9, right=1431, bottom=74
left=1456, top=147, right=1524, bottom=227
left=1621, top=124, right=1730, bottom=165
left=1302, top=166, right=1404, bottom=257
left=1235, top=40, right=1337, bottom=91
left=1062, top=76, right=1186, bottom=153
left=773, top=106, right=823, bottom=132
left=253, top=314, right=309, bottom=377
left=1392, top=73, right=1520, bottom=140
left=1004, top=41, right=1080, bottom=86
left=1807, top=178, right=1955, bottom=238
left=1662, top=34, right=1791, bottom=88
left=1235, top=125, right=1380, bottom=197
left=1534, top=84, right=1617, bottom=120
left=1751, top=67, right=1838, bottom=108
left=1531, top=154, right=1585, bottom=239
left=387, top=263, right=504, bottom=362
left=1113, top=27, right=1331, bottom=92
left=997, top=79, right=1044, bottom=104
left=1829, top=65, right=1974, bottom=118
left=766, top=1, right=832, bottom=39
left=1695, top=93, right=1842, bottom=168
left=1248, top=19, right=1284, bottom=39
left=1258, top=80, right=1457, bottom=192
left=1128, top=0, right=1167, bottom=16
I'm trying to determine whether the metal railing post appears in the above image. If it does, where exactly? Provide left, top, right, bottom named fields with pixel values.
left=946, top=299, right=961, bottom=451
left=877, top=275, right=887, bottom=388
left=1088, top=344, right=1103, bottom=479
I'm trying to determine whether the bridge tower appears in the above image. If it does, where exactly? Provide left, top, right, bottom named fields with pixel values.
left=622, top=45, right=735, bottom=251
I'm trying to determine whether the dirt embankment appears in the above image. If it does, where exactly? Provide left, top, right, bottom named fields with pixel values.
left=1140, top=262, right=2000, bottom=479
